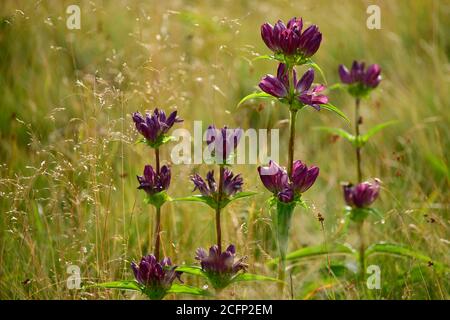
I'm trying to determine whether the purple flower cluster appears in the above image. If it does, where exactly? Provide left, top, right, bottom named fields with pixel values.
left=339, top=61, right=382, bottom=89
left=261, top=17, right=322, bottom=58
left=343, top=180, right=380, bottom=208
left=137, top=165, right=171, bottom=195
left=258, top=160, right=319, bottom=203
left=191, top=169, right=243, bottom=199
left=131, top=255, right=181, bottom=296
left=259, top=64, right=328, bottom=110
left=132, top=109, right=182, bottom=145
left=206, top=125, right=243, bottom=163
left=195, top=244, right=247, bottom=288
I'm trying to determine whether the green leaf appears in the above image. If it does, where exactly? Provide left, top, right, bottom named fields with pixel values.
left=172, top=195, right=217, bottom=210
left=231, top=273, right=282, bottom=283
left=175, top=265, right=207, bottom=278
left=360, top=120, right=398, bottom=143
left=237, top=92, right=274, bottom=108
left=268, top=243, right=356, bottom=266
left=314, top=126, right=355, bottom=144
left=252, top=54, right=275, bottom=62
left=223, top=191, right=258, bottom=206
left=87, top=280, right=142, bottom=292
left=319, top=103, right=350, bottom=124
left=305, top=59, right=327, bottom=84
left=327, top=83, right=345, bottom=91
left=365, top=242, right=447, bottom=270
left=167, top=284, right=212, bottom=296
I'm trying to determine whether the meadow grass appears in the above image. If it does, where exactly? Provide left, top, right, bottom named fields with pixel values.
left=0, top=0, right=448, bottom=299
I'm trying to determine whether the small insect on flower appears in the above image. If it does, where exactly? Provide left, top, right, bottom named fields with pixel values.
left=261, top=17, right=322, bottom=61
left=205, top=125, right=243, bottom=164
left=259, top=65, right=328, bottom=110
left=258, top=160, right=319, bottom=203
left=343, top=179, right=380, bottom=208
left=338, top=61, right=382, bottom=98
left=195, top=244, right=248, bottom=290
left=131, top=255, right=182, bottom=300
left=132, top=108, right=183, bottom=147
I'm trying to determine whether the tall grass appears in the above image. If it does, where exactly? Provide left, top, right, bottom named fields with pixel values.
left=0, top=0, right=448, bottom=299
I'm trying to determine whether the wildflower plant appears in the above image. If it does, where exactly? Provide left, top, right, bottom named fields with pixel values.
left=91, top=108, right=209, bottom=299
left=175, top=126, right=279, bottom=291
left=239, top=16, right=348, bottom=288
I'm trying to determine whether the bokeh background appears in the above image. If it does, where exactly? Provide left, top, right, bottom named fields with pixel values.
left=0, top=0, right=448, bottom=299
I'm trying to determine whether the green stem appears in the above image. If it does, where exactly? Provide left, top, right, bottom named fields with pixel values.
left=287, top=109, right=298, bottom=178
left=154, top=147, right=161, bottom=261
left=357, top=221, right=365, bottom=281
left=355, top=98, right=362, bottom=183
left=216, top=165, right=225, bottom=252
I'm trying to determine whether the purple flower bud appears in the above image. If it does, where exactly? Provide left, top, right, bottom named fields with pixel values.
left=257, top=160, right=289, bottom=194
left=260, top=18, right=321, bottom=58
left=190, top=169, right=243, bottom=199
left=343, top=179, right=380, bottom=208
left=364, top=64, right=382, bottom=88
left=338, top=65, right=352, bottom=84
left=206, top=125, right=243, bottom=163
left=131, top=254, right=182, bottom=295
left=258, top=160, right=319, bottom=203
left=195, top=244, right=247, bottom=288
left=137, top=165, right=171, bottom=195
left=132, top=108, right=182, bottom=145
left=258, top=63, right=291, bottom=99
left=291, top=160, right=320, bottom=193
left=295, top=69, right=329, bottom=110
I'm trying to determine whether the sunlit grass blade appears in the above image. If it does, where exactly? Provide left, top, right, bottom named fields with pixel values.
left=320, top=103, right=350, bottom=124
left=268, top=243, right=356, bottom=266
left=237, top=92, right=274, bottom=108
left=167, top=283, right=212, bottom=296
left=252, top=54, right=275, bottom=62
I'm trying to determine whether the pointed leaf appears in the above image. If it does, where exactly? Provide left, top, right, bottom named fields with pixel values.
left=360, top=121, right=398, bottom=143
left=228, top=191, right=258, bottom=202
left=232, top=273, right=282, bottom=283
left=268, top=243, right=356, bottom=266
left=172, top=195, right=217, bottom=210
left=305, top=59, right=327, bottom=84
left=365, top=243, right=449, bottom=271
left=237, top=92, right=274, bottom=108
left=87, top=280, right=142, bottom=292
left=319, top=103, right=350, bottom=124
left=252, top=54, right=275, bottom=62
left=314, top=126, right=355, bottom=143
left=175, top=266, right=207, bottom=278
left=167, top=284, right=212, bottom=296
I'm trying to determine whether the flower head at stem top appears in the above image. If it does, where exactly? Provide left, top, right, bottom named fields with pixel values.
left=343, top=179, right=380, bottom=209
left=205, top=125, right=243, bottom=164
left=258, top=160, right=319, bottom=203
left=338, top=61, right=382, bottom=98
left=131, top=254, right=182, bottom=300
left=261, top=17, right=322, bottom=62
left=195, top=244, right=247, bottom=289
left=137, top=164, right=171, bottom=195
left=190, top=168, right=243, bottom=200
left=259, top=64, right=328, bottom=110
left=132, top=108, right=183, bottom=147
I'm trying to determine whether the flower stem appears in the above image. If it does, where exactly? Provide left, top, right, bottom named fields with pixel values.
left=287, top=109, right=298, bottom=178
left=357, top=221, right=366, bottom=285
left=154, top=147, right=161, bottom=261
left=216, top=165, right=225, bottom=252
left=354, top=98, right=362, bottom=183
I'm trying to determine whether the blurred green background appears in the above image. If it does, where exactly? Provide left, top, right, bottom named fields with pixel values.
left=0, top=0, right=448, bottom=299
